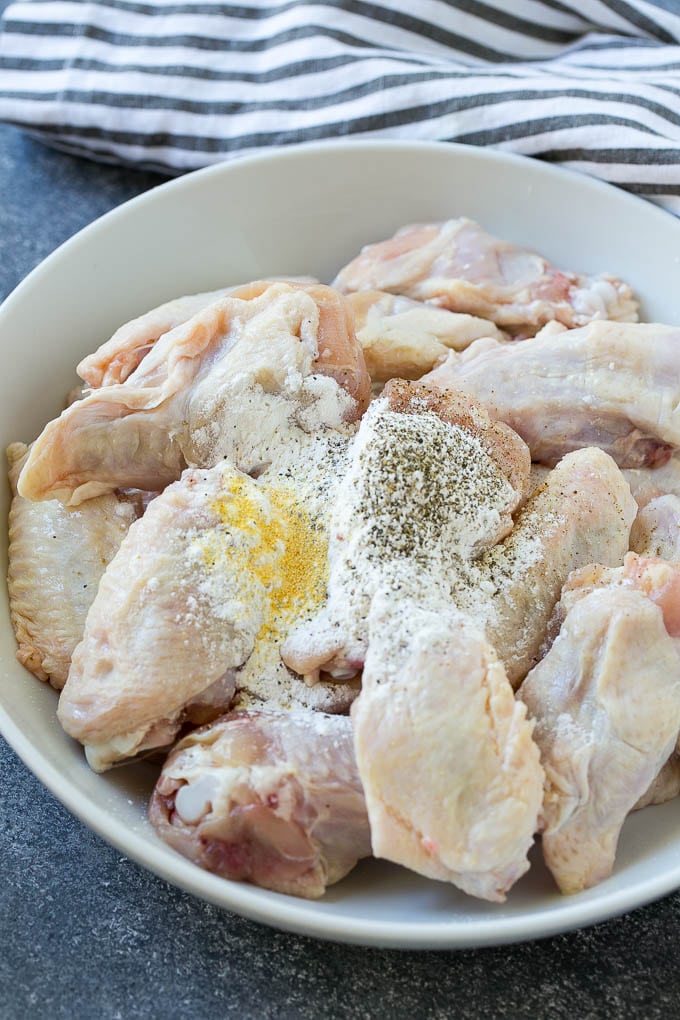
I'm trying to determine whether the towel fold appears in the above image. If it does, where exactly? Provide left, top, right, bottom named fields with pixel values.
left=2, top=0, right=680, bottom=211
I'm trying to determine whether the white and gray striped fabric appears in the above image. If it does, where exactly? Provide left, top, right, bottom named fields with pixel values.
left=2, top=0, right=680, bottom=211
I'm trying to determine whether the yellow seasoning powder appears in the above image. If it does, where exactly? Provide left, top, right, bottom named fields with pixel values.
left=207, top=471, right=329, bottom=650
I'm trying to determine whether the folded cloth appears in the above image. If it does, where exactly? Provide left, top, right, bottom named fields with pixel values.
left=1, top=0, right=680, bottom=211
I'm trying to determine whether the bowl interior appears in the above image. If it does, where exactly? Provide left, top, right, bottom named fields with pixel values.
left=3, top=140, right=680, bottom=948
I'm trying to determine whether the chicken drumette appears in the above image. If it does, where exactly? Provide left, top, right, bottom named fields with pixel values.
left=150, top=709, right=371, bottom=898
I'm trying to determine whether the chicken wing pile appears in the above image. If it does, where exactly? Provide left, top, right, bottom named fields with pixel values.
left=10, top=218, right=680, bottom=903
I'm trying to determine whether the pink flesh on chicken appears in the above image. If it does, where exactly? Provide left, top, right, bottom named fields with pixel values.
left=561, top=552, right=680, bottom=640
left=333, top=219, right=637, bottom=333
left=149, top=709, right=371, bottom=898
left=278, top=379, right=544, bottom=901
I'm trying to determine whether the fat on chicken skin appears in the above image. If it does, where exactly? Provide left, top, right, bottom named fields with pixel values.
left=518, top=587, right=680, bottom=895
left=149, top=709, right=371, bottom=898
left=424, top=322, right=680, bottom=469
left=333, top=219, right=637, bottom=333
left=7, top=442, right=141, bottom=689
left=19, top=283, right=370, bottom=506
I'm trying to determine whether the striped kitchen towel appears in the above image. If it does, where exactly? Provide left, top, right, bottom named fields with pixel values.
left=2, top=0, right=680, bottom=212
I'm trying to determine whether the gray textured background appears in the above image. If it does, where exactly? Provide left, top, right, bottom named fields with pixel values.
left=1, top=122, right=679, bottom=1020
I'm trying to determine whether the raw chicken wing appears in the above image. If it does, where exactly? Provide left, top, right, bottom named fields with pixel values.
left=467, top=448, right=637, bottom=685
left=424, top=322, right=680, bottom=468
left=518, top=587, right=680, bottom=894
left=353, top=596, right=543, bottom=901
left=7, top=442, right=141, bottom=689
left=347, top=289, right=505, bottom=382
left=19, top=283, right=370, bottom=505
left=283, top=380, right=543, bottom=900
left=58, top=329, right=365, bottom=771
left=333, top=219, right=637, bottom=333
left=150, top=709, right=370, bottom=898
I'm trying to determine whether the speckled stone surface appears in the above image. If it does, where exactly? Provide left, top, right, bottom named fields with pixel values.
left=2, top=122, right=680, bottom=1020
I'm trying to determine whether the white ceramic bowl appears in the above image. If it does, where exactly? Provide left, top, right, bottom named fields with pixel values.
left=3, top=141, right=680, bottom=950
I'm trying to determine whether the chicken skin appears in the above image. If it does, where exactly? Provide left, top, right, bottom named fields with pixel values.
left=347, top=289, right=505, bottom=382
left=630, top=495, right=680, bottom=562
left=77, top=287, right=237, bottom=388
left=19, top=282, right=370, bottom=506
left=353, top=596, right=543, bottom=901
left=58, top=332, right=362, bottom=770
left=518, top=587, right=680, bottom=895
left=282, top=379, right=532, bottom=684
left=333, top=219, right=637, bottom=333
left=284, top=425, right=635, bottom=690
left=77, top=278, right=319, bottom=388
left=283, top=381, right=543, bottom=900
left=7, top=442, right=141, bottom=689
left=150, top=709, right=371, bottom=898
left=424, top=322, right=680, bottom=469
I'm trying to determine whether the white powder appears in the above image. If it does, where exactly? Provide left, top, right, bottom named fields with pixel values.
left=282, top=394, right=527, bottom=677
left=233, top=425, right=359, bottom=713
left=178, top=365, right=359, bottom=713
left=186, top=286, right=353, bottom=471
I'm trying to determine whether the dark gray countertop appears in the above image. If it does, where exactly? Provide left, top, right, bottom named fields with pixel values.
left=1, top=123, right=679, bottom=1020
